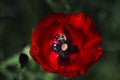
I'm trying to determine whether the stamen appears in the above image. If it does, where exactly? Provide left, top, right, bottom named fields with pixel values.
left=59, top=33, right=67, bottom=41
left=52, top=43, right=61, bottom=52
left=54, top=33, right=66, bottom=42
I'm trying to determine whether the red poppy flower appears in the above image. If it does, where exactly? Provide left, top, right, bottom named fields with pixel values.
left=30, top=13, right=102, bottom=77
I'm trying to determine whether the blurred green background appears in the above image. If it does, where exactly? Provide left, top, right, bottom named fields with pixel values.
left=0, top=0, right=120, bottom=80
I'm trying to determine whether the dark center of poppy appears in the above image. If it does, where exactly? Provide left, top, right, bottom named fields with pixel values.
left=51, top=33, right=78, bottom=61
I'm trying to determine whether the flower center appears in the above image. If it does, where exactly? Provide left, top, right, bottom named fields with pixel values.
left=52, top=33, right=68, bottom=53
left=61, top=43, right=68, bottom=51
left=51, top=33, right=78, bottom=62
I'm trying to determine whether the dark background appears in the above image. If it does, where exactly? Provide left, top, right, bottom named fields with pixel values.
left=0, top=0, right=120, bottom=80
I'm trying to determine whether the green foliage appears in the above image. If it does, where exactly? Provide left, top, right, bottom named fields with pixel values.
left=0, top=0, right=120, bottom=80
